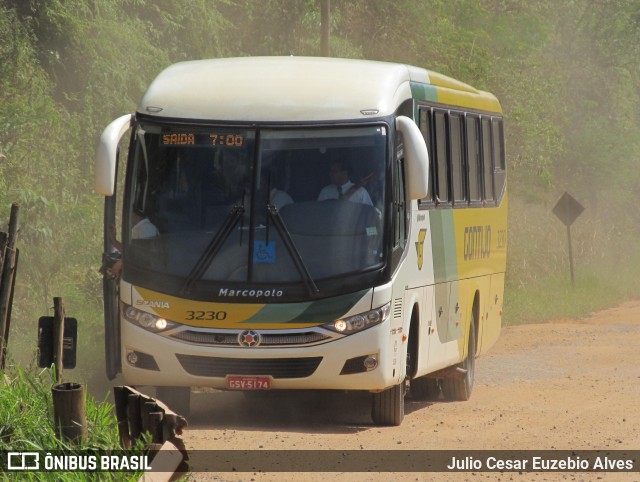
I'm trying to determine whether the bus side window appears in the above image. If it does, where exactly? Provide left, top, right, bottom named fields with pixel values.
left=466, top=115, right=481, bottom=203
left=449, top=113, right=466, bottom=205
left=394, top=136, right=407, bottom=249
left=480, top=117, right=494, bottom=203
left=418, top=107, right=434, bottom=207
left=434, top=110, right=449, bottom=205
left=492, top=117, right=506, bottom=203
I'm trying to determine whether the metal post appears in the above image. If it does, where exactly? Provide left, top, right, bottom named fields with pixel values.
left=567, top=225, right=575, bottom=287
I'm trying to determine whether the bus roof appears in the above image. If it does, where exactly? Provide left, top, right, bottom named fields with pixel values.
left=137, top=56, right=502, bottom=122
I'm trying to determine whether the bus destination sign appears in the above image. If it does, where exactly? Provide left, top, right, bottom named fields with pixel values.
left=161, top=132, right=245, bottom=147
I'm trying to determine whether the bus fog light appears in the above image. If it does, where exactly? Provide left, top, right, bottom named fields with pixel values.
left=363, top=355, right=378, bottom=370
left=126, top=350, right=138, bottom=366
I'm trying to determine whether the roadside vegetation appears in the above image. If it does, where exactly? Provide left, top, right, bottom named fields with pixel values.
left=0, top=0, right=638, bottom=381
left=0, top=363, right=143, bottom=480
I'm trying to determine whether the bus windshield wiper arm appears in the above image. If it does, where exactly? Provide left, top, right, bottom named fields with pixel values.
left=181, top=204, right=244, bottom=295
left=266, top=203, right=319, bottom=297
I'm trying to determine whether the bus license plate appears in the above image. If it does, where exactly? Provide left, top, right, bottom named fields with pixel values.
left=226, top=375, right=271, bottom=390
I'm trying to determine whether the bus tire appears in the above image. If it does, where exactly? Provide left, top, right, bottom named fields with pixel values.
left=371, top=381, right=405, bottom=426
left=441, top=318, right=476, bottom=402
left=410, top=376, right=441, bottom=401
left=156, top=386, right=191, bottom=418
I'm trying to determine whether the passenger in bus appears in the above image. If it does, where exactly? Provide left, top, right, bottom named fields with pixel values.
left=317, top=160, right=373, bottom=205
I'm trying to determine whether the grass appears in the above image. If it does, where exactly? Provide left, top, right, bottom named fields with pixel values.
left=504, top=255, right=640, bottom=325
left=503, top=192, right=640, bottom=326
left=0, top=363, right=146, bottom=481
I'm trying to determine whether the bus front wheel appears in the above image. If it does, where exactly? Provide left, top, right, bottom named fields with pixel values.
left=371, top=380, right=406, bottom=426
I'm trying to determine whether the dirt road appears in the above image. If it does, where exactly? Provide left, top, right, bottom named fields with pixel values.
left=181, top=301, right=640, bottom=481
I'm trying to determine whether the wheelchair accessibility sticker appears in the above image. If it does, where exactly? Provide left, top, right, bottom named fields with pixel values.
left=254, top=241, right=276, bottom=263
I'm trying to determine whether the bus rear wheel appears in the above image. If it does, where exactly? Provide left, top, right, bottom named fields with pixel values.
left=371, top=380, right=405, bottom=426
left=156, top=386, right=191, bottom=418
left=441, top=320, right=476, bottom=402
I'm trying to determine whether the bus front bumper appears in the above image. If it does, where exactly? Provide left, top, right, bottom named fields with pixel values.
left=120, top=319, right=402, bottom=391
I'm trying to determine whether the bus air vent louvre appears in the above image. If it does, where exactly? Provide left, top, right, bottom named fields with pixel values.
left=393, top=298, right=403, bottom=319
left=170, top=330, right=331, bottom=347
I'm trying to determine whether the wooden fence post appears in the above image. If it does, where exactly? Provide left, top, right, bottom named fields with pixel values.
left=0, top=203, right=19, bottom=369
left=52, top=382, right=87, bottom=443
left=52, top=297, right=65, bottom=382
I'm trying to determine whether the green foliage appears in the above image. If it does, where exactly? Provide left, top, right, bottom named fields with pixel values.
left=0, top=364, right=143, bottom=480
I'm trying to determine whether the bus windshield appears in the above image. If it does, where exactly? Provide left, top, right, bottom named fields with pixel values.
left=125, top=123, right=387, bottom=288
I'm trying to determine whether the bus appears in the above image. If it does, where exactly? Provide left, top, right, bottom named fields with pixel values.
left=95, top=57, right=507, bottom=425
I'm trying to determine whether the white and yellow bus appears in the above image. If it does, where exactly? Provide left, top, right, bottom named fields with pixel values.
left=95, top=57, right=507, bottom=425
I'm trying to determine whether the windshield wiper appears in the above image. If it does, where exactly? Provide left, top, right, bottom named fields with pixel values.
left=266, top=203, right=319, bottom=297
left=181, top=203, right=245, bottom=295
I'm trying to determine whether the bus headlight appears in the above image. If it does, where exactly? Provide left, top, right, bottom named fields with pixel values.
left=324, top=302, right=390, bottom=335
left=122, top=304, right=178, bottom=333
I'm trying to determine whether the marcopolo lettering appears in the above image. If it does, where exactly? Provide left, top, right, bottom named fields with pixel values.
left=464, top=225, right=491, bottom=261
left=219, top=288, right=284, bottom=298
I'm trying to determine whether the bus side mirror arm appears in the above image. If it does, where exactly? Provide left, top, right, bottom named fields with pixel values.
left=395, top=115, right=429, bottom=200
left=95, top=114, right=134, bottom=196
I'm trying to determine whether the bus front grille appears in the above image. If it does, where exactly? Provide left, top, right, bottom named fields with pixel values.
left=176, top=354, right=323, bottom=379
left=169, top=330, right=331, bottom=347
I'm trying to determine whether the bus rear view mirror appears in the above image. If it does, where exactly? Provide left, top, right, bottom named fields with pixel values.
left=95, top=114, right=133, bottom=196
left=396, top=115, right=429, bottom=200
